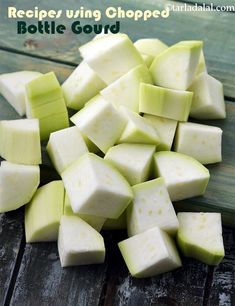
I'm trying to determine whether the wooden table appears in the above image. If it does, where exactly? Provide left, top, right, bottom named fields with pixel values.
left=0, top=1, right=234, bottom=305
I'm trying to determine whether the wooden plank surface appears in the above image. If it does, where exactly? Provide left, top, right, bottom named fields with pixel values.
left=102, top=231, right=208, bottom=306
left=0, top=49, right=74, bottom=84
left=10, top=240, right=108, bottom=306
left=0, top=210, right=24, bottom=306
left=208, top=228, right=235, bottom=306
left=0, top=0, right=234, bottom=98
left=1, top=220, right=234, bottom=306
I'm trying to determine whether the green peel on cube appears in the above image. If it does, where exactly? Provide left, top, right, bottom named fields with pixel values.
left=134, top=38, right=168, bottom=57
left=174, top=122, right=222, bottom=164
left=140, top=83, right=193, bottom=122
left=0, top=71, right=42, bottom=116
left=150, top=40, right=202, bottom=90
left=104, top=143, right=155, bottom=186
left=58, top=215, right=105, bottom=267
left=0, top=161, right=39, bottom=213
left=0, top=119, right=41, bottom=165
left=154, top=151, right=210, bottom=201
left=63, top=193, right=106, bottom=232
left=25, top=181, right=64, bottom=243
left=117, top=107, right=161, bottom=145
left=177, top=212, right=224, bottom=265
left=118, top=226, right=182, bottom=278
left=47, top=126, right=88, bottom=175
left=71, top=95, right=126, bottom=154
left=188, top=72, right=226, bottom=119
left=62, top=153, right=133, bottom=219
left=62, top=61, right=106, bottom=110
left=100, top=64, right=153, bottom=113
left=143, top=114, right=178, bottom=151
left=127, top=178, right=179, bottom=237
left=25, top=72, right=69, bottom=140
left=79, top=34, right=144, bottom=84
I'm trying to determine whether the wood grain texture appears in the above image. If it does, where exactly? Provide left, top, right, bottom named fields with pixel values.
left=0, top=0, right=234, bottom=97
left=208, top=228, right=235, bottom=306
left=0, top=210, right=23, bottom=306
left=102, top=231, right=208, bottom=306
left=10, top=234, right=110, bottom=306
left=0, top=50, right=74, bottom=85
left=2, top=225, right=235, bottom=306
left=103, top=229, right=235, bottom=306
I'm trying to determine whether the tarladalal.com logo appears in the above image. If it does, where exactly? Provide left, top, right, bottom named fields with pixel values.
left=166, top=2, right=235, bottom=12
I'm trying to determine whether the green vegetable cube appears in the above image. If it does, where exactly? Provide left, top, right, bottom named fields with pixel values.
left=47, top=126, right=88, bottom=175
left=118, top=227, right=182, bottom=278
left=0, top=161, right=39, bottom=213
left=25, top=72, right=69, bottom=140
left=71, top=95, right=126, bottom=154
left=62, top=153, right=133, bottom=219
left=58, top=215, right=105, bottom=267
left=25, top=181, right=64, bottom=243
left=0, top=71, right=42, bottom=116
left=174, top=122, right=222, bottom=164
left=79, top=34, right=144, bottom=84
left=140, top=83, right=193, bottom=122
left=150, top=40, right=202, bottom=90
left=188, top=72, right=226, bottom=119
left=105, top=143, right=155, bottom=185
left=127, top=178, right=179, bottom=237
left=0, top=118, right=41, bottom=165
left=154, top=151, right=210, bottom=201
left=177, top=212, right=224, bottom=265
left=62, top=61, right=106, bottom=110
